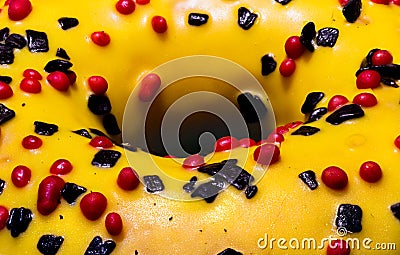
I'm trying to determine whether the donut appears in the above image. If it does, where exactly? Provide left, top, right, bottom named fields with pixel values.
left=0, top=0, right=400, bottom=254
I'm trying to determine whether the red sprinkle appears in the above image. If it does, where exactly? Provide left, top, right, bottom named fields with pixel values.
left=328, top=95, right=349, bottom=111
left=50, top=159, right=73, bottom=175
left=321, top=166, right=348, bottom=190
left=91, top=31, right=111, bottom=46
left=275, top=125, right=290, bottom=135
left=372, top=50, right=393, bottom=65
left=215, top=136, right=240, bottom=152
left=394, top=135, right=400, bottom=149
left=23, top=69, right=42, bottom=80
left=356, top=70, right=381, bottom=89
left=139, top=73, right=161, bottom=102
left=338, top=0, right=350, bottom=6
left=239, top=138, right=256, bottom=148
left=8, top=0, right=32, bottom=21
left=327, top=239, right=350, bottom=255
left=11, top=165, right=31, bottom=188
left=117, top=167, right=140, bottom=190
left=88, top=76, right=108, bottom=95
left=0, top=81, right=13, bottom=99
left=284, top=121, right=303, bottom=129
left=253, top=144, right=280, bottom=165
left=370, top=0, right=390, bottom=4
left=266, top=132, right=285, bottom=143
left=151, top=16, right=168, bottom=33
left=136, top=0, right=150, bottom=4
left=359, top=161, right=382, bottom=183
left=182, top=154, right=205, bottom=169
left=284, top=36, right=304, bottom=59
left=80, top=192, right=108, bottom=221
left=0, top=206, right=8, bottom=230
left=116, top=0, right=135, bottom=15
left=105, top=212, right=123, bottom=236
left=89, top=136, right=113, bottom=149
left=352, top=92, right=378, bottom=107
left=391, top=0, right=400, bottom=5
left=47, top=71, right=70, bottom=91
left=279, top=58, right=296, bottom=77
left=20, top=77, right=41, bottom=93
left=37, top=175, right=65, bottom=215
left=22, top=135, right=42, bottom=149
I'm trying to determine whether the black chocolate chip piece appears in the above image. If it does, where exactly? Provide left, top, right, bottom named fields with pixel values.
left=326, top=104, right=364, bottom=125
left=245, top=185, right=258, bottom=199
left=84, top=236, right=116, bottom=255
left=316, top=27, right=339, bottom=47
left=261, top=54, right=277, bottom=76
left=301, top=92, right=324, bottom=114
left=381, top=78, right=399, bottom=88
left=0, top=103, right=16, bottom=125
left=56, top=48, right=70, bottom=60
left=217, top=248, right=243, bottom=255
left=183, top=176, right=198, bottom=193
left=34, top=121, right=59, bottom=136
left=305, top=107, right=328, bottom=124
left=6, top=207, right=33, bottom=238
left=0, top=76, right=12, bottom=84
left=274, top=0, right=292, bottom=5
left=37, top=235, right=64, bottom=255
left=72, top=129, right=92, bottom=139
left=88, top=95, right=112, bottom=115
left=291, top=126, right=320, bottom=136
left=44, top=59, right=73, bottom=73
left=61, top=182, right=87, bottom=204
left=390, top=203, right=400, bottom=221
left=237, top=7, right=258, bottom=30
left=0, top=179, right=5, bottom=195
left=217, top=165, right=254, bottom=190
left=360, top=48, right=380, bottom=68
left=26, top=30, right=49, bottom=53
left=5, top=33, right=27, bottom=49
left=0, top=27, right=10, bottom=41
left=58, top=17, right=79, bottom=30
left=102, top=114, right=121, bottom=135
left=198, top=159, right=238, bottom=176
left=191, top=179, right=225, bottom=203
left=300, top=22, right=316, bottom=52
left=91, top=150, right=121, bottom=168
left=342, top=0, right=362, bottom=23
left=298, top=170, right=318, bottom=190
left=237, top=92, right=267, bottom=123
left=335, top=204, right=363, bottom=233
left=188, top=13, right=209, bottom=26
left=0, top=44, right=14, bottom=64
left=143, top=175, right=165, bottom=193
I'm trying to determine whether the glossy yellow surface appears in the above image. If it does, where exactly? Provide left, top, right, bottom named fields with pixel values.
left=0, top=0, right=399, bottom=254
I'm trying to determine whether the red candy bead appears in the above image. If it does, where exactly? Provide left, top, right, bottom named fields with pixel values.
left=89, top=136, right=113, bottom=149
left=371, top=0, right=390, bottom=4
left=394, top=135, right=400, bottom=149
left=372, top=50, right=393, bottom=65
left=284, top=121, right=303, bottom=129
left=47, top=71, right=70, bottom=91
left=50, top=159, right=73, bottom=175
left=139, top=73, right=161, bottom=102
left=391, top=0, right=400, bottom=5
left=8, top=0, right=32, bottom=21
left=352, top=92, right=378, bottom=107
left=136, top=0, right=150, bottom=4
left=0, top=81, right=13, bottom=99
left=253, top=144, right=280, bottom=165
left=321, top=166, right=348, bottom=190
left=91, top=31, right=111, bottom=46
left=88, top=76, right=108, bottom=95
left=356, top=70, right=381, bottom=89
left=239, top=138, right=256, bottom=148
left=359, top=161, right=382, bottom=183
left=215, top=136, right=240, bottom=152
left=284, top=36, right=304, bottom=59
left=11, top=165, right=31, bottom=188
left=20, top=77, right=41, bottom=93
left=275, top=125, right=290, bottom=135
left=151, top=16, right=168, bottom=33
left=266, top=132, right=285, bottom=143
left=327, top=239, right=350, bottom=255
left=23, top=69, right=42, bottom=80
left=117, top=167, right=140, bottom=190
left=182, top=154, right=205, bottom=169
left=116, top=0, right=135, bottom=15
left=105, top=212, right=123, bottom=236
left=0, top=206, right=8, bottom=230
left=328, top=95, right=349, bottom=111
left=279, top=58, right=296, bottom=77
left=22, top=135, right=42, bottom=149
left=80, top=192, right=107, bottom=221
left=338, top=0, right=350, bottom=6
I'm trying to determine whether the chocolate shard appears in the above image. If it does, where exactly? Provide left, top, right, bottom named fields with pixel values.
left=390, top=203, right=400, bottom=221
left=102, top=113, right=121, bottom=135
left=6, top=207, right=33, bottom=238
left=298, top=170, right=318, bottom=190
left=56, top=48, right=70, bottom=60
left=261, top=54, right=277, bottom=76
left=34, top=121, right=59, bottom=136
left=316, top=27, right=339, bottom=47
left=0, top=178, right=5, bottom=195
left=58, top=17, right=79, bottom=30
left=305, top=107, right=328, bottom=123
left=91, top=150, right=121, bottom=168
left=37, top=235, right=64, bottom=255
left=0, top=104, right=16, bottom=125
left=301, top=92, right=325, bottom=114
left=335, top=204, right=363, bottom=233
left=326, top=104, right=364, bottom=125
left=245, top=185, right=258, bottom=199
left=26, top=30, right=49, bottom=53
left=217, top=248, right=243, bottom=255
left=44, top=59, right=73, bottom=73
left=72, top=129, right=92, bottom=139
left=191, top=178, right=225, bottom=203
left=237, top=92, right=267, bottom=123
left=0, top=76, right=12, bottom=84
left=300, top=22, right=316, bottom=52
left=88, top=95, right=112, bottom=115
left=188, top=13, right=209, bottom=26
left=342, top=0, right=362, bottom=23
left=84, top=236, right=116, bottom=255
left=0, top=27, right=10, bottom=41
left=5, top=33, right=27, bottom=49
left=237, top=7, right=258, bottom=30
left=274, top=0, right=292, bottom=5
left=0, top=44, right=14, bottom=64
left=291, top=126, right=320, bottom=136
left=143, top=175, right=165, bottom=193
left=61, top=182, right=87, bottom=204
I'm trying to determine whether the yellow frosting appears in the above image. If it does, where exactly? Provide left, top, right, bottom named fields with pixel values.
left=0, top=0, right=400, bottom=254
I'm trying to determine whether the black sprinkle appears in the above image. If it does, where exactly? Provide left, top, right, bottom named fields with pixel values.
left=0, top=104, right=16, bottom=125
left=381, top=78, right=399, bottom=88
left=58, top=17, right=79, bottom=30
left=0, top=76, right=12, bottom=84
left=191, top=178, right=225, bottom=203
left=26, top=30, right=49, bottom=53
left=301, top=92, right=324, bottom=114
left=91, top=150, right=121, bottom=168
left=143, top=175, right=165, bottom=193
left=274, top=0, right=292, bottom=5
left=198, top=159, right=238, bottom=176
left=291, top=126, right=320, bottom=136
left=56, top=48, right=70, bottom=60
left=34, top=121, right=59, bottom=136
left=298, top=170, right=318, bottom=190
left=357, top=64, right=400, bottom=80
left=5, top=33, right=27, bottom=49
left=61, top=182, right=87, bottom=204
left=0, top=179, right=5, bottom=195
left=72, top=129, right=92, bottom=139
left=0, top=27, right=10, bottom=41
left=237, top=92, right=267, bottom=123
left=6, top=207, right=33, bottom=238
left=360, top=48, right=379, bottom=68
left=316, top=27, right=339, bottom=47
left=335, top=204, right=363, bottom=233
left=84, top=236, right=116, bottom=255
left=217, top=165, right=254, bottom=190
left=217, top=248, right=243, bottom=255
left=183, top=176, right=197, bottom=193
left=390, top=203, right=400, bottom=221
left=102, top=114, right=121, bottom=135
left=0, top=44, right=14, bottom=64
left=44, top=59, right=73, bottom=73
left=237, top=7, right=258, bottom=30
left=245, top=185, right=258, bottom=199
left=300, top=22, right=316, bottom=52
left=326, top=104, right=364, bottom=125
left=88, top=95, right=112, bottom=115
left=305, top=107, right=328, bottom=123
left=37, top=235, right=64, bottom=255
left=261, top=54, right=277, bottom=76
left=188, top=13, right=209, bottom=26
left=342, top=0, right=362, bottom=23
left=59, top=215, right=63, bottom=220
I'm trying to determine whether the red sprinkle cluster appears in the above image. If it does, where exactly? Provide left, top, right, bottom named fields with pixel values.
left=280, top=36, right=304, bottom=77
